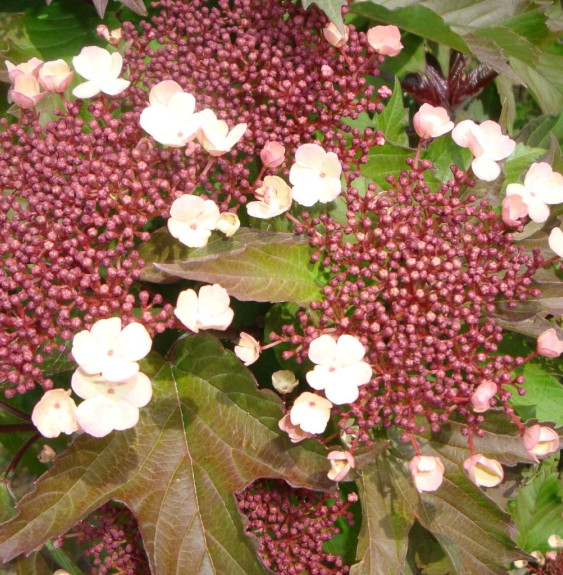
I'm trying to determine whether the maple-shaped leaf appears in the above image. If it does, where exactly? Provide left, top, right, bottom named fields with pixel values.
left=0, top=336, right=333, bottom=573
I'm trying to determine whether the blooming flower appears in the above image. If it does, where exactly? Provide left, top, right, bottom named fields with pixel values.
left=31, top=389, right=80, bottom=438
left=140, top=80, right=203, bottom=147
left=322, top=22, right=349, bottom=48
left=470, top=380, right=497, bottom=413
left=197, top=108, right=247, bottom=156
left=278, top=413, right=314, bottom=443
left=463, top=454, right=504, bottom=487
left=72, top=46, right=130, bottom=98
left=452, top=120, right=516, bottom=181
left=175, top=283, right=234, bottom=333
left=71, top=369, right=153, bottom=438
left=289, top=143, right=342, bottom=207
left=167, top=194, right=221, bottom=248
left=522, top=424, right=560, bottom=462
left=247, top=175, right=292, bottom=219
left=38, top=59, right=74, bottom=93
left=96, top=24, right=123, bottom=46
left=272, top=370, right=298, bottom=394
left=5, top=57, right=43, bottom=82
left=409, top=455, right=445, bottom=492
left=306, top=334, right=372, bottom=405
left=413, top=104, right=454, bottom=140
left=537, top=328, right=563, bottom=358
left=260, top=141, right=286, bottom=168
left=549, top=227, right=563, bottom=258
left=289, top=392, right=332, bottom=434
left=366, top=25, right=403, bottom=57
left=505, top=163, right=563, bottom=223
left=501, top=194, right=529, bottom=227
left=71, top=317, right=152, bottom=383
left=327, top=450, right=355, bottom=482
left=8, top=74, right=47, bottom=109
left=234, top=332, right=261, bottom=366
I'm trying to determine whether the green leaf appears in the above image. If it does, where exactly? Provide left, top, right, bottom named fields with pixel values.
left=362, top=143, right=413, bottom=188
left=154, top=229, right=322, bottom=306
left=0, top=337, right=333, bottom=573
left=517, top=113, right=563, bottom=150
left=301, top=0, right=347, bottom=34
left=373, top=77, right=409, bottom=146
left=503, top=143, right=546, bottom=188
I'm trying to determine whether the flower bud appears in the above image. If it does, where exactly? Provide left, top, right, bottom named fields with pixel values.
left=272, top=370, right=298, bottom=394
left=536, top=328, right=563, bottom=358
left=260, top=141, right=285, bottom=168
left=463, top=454, right=504, bottom=487
left=548, top=533, right=563, bottom=549
left=522, top=424, right=560, bottom=462
left=470, top=380, right=497, bottom=413
left=366, top=25, right=403, bottom=57
left=413, top=104, right=454, bottom=140
left=38, top=444, right=57, bottom=463
left=322, top=22, right=349, bottom=48
left=96, top=24, right=123, bottom=45
left=38, top=59, right=74, bottom=93
left=215, top=212, right=240, bottom=237
left=408, top=455, right=445, bottom=492
left=8, top=74, right=47, bottom=109
left=234, top=332, right=260, bottom=366
left=377, top=85, right=392, bottom=98
left=327, top=450, right=355, bottom=482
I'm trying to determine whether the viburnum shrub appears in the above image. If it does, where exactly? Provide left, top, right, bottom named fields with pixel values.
left=0, top=0, right=561, bottom=574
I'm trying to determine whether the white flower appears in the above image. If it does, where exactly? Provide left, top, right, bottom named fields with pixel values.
left=38, top=59, right=74, bottom=93
left=246, top=175, right=292, bottom=219
left=215, top=212, right=240, bottom=237
left=289, top=391, right=332, bottom=434
left=413, top=104, right=454, bottom=140
left=71, top=369, right=152, bottom=438
left=140, top=80, right=203, bottom=147
left=197, top=108, right=247, bottom=156
left=167, top=194, right=220, bottom=248
left=278, top=413, right=313, bottom=443
left=306, top=334, right=372, bottom=405
left=549, top=228, right=563, bottom=257
left=452, top=120, right=516, bottom=181
left=289, top=144, right=342, bottom=206
left=31, top=389, right=80, bottom=438
left=71, top=317, right=152, bottom=383
left=505, top=163, right=563, bottom=223
left=72, top=46, right=130, bottom=99
left=327, top=450, right=355, bottom=482
left=234, top=332, right=260, bottom=366
left=409, top=455, right=445, bottom=492
left=175, top=284, right=234, bottom=333
left=463, top=454, right=504, bottom=487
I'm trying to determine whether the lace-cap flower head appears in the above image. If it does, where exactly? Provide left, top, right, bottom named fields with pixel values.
left=71, top=370, right=153, bottom=438
left=175, top=284, right=234, bottom=333
left=72, top=46, right=130, bottom=99
left=522, top=424, right=560, bottom=462
left=289, top=391, right=332, bottom=434
left=167, top=194, right=220, bottom=248
left=505, top=162, right=563, bottom=223
left=234, top=332, right=260, bottom=366
left=197, top=108, right=247, bottom=156
left=247, top=175, right=292, bottom=219
left=306, top=334, right=372, bottom=405
left=327, top=450, right=355, bottom=482
left=451, top=120, right=515, bottom=181
left=409, top=455, right=445, bottom=492
left=31, top=389, right=80, bottom=438
left=463, top=454, right=504, bottom=487
left=413, top=104, right=454, bottom=140
left=366, top=25, right=403, bottom=57
left=140, top=80, right=203, bottom=147
left=289, top=143, right=342, bottom=206
left=71, top=317, right=152, bottom=383
left=38, top=59, right=74, bottom=93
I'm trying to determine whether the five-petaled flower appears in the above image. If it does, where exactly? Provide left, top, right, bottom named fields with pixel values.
left=289, top=391, right=332, bottom=434
left=366, top=25, right=403, bottom=57
left=167, top=194, right=221, bottom=248
left=522, top=424, right=560, bottom=462
left=306, top=334, right=372, bottom=405
left=463, top=454, right=504, bottom=487
left=413, top=104, right=454, bottom=140
left=247, top=175, right=292, bottom=219
left=409, top=455, right=445, bottom=492
left=71, top=317, right=152, bottom=383
left=72, top=46, right=130, bottom=98
left=175, top=284, right=234, bottom=333
left=31, top=389, right=80, bottom=438
left=289, top=143, right=342, bottom=206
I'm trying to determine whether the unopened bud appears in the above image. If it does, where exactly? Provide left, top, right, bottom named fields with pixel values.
left=260, top=141, right=285, bottom=168
left=272, top=370, right=298, bottom=394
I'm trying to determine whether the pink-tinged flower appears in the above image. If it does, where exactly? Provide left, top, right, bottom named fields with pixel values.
left=197, top=108, right=247, bottom=156
left=5, top=57, right=43, bottom=82
left=31, top=389, right=80, bottom=438
left=289, top=143, right=342, bottom=206
left=536, top=328, right=563, bottom=358
left=327, top=450, right=355, bottom=482
left=546, top=551, right=558, bottom=562
left=247, top=175, right=292, bottom=219
left=463, top=454, right=504, bottom=487
left=38, top=59, right=74, bottom=93
left=501, top=194, right=529, bottom=227
left=522, top=424, right=560, bottom=462
left=549, top=228, right=563, bottom=258
left=306, top=334, right=372, bottom=405
left=278, top=413, right=314, bottom=443
left=71, top=369, right=152, bottom=438
left=377, top=85, right=393, bottom=98
left=289, top=391, right=333, bottom=434
left=72, top=317, right=152, bottom=383
left=234, top=332, right=261, bottom=366
left=72, top=46, right=130, bottom=99
left=167, top=194, right=220, bottom=248
left=413, top=104, right=454, bottom=140
left=260, top=141, right=285, bottom=168
left=470, top=380, right=497, bottom=413
left=409, top=455, right=445, bottom=492
left=8, top=74, right=47, bottom=109
left=140, top=80, right=203, bottom=147
left=96, top=24, right=122, bottom=46
left=548, top=534, right=563, bottom=549
left=323, top=22, right=349, bottom=48
left=506, top=163, right=563, bottom=223
left=272, top=370, right=298, bottom=394
left=175, top=284, right=234, bottom=333
left=452, top=120, right=515, bottom=181
left=215, top=212, right=240, bottom=237
left=366, top=25, right=403, bottom=57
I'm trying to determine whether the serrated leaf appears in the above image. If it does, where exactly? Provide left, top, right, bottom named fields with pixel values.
left=373, top=76, right=409, bottom=146
left=362, top=143, right=413, bottom=188
left=0, top=337, right=333, bottom=572
left=301, top=0, right=347, bottom=34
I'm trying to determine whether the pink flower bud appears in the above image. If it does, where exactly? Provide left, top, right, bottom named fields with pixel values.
left=260, top=141, right=285, bottom=168
left=377, top=85, right=392, bottom=98
left=96, top=24, right=123, bottom=45
left=215, top=211, right=240, bottom=237
left=537, top=328, right=563, bottom=358
left=413, top=104, right=454, bottom=140
left=8, top=74, right=47, bottom=109
left=327, top=450, right=355, bottom=482
left=463, top=454, right=504, bottom=487
left=366, top=25, right=403, bottom=57
left=38, top=59, right=74, bottom=93
left=409, top=455, right=445, bottom=492
left=470, top=380, right=497, bottom=413
left=5, top=57, right=43, bottom=82
left=522, top=424, right=560, bottom=462
left=501, top=194, right=528, bottom=227
left=322, top=22, right=349, bottom=48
